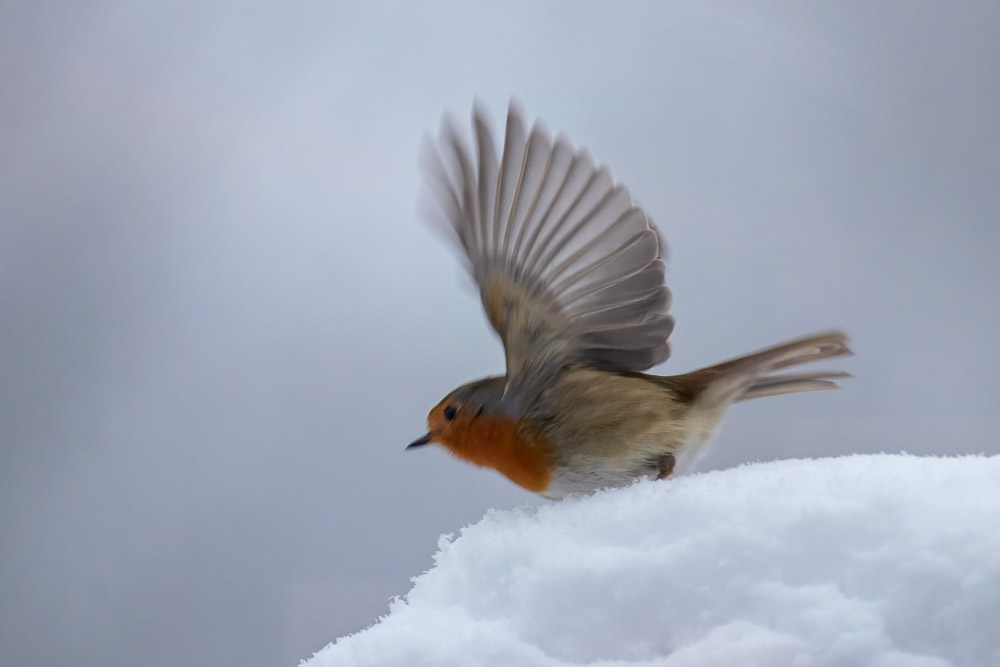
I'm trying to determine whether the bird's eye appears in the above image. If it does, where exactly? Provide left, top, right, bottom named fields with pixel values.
left=443, top=405, right=457, bottom=421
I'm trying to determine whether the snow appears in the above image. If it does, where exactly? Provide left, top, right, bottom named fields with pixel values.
left=304, top=455, right=1000, bottom=667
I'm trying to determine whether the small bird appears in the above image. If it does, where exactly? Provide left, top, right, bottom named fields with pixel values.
left=409, top=102, right=851, bottom=499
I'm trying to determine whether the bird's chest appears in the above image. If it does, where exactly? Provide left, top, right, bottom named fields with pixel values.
left=449, top=416, right=556, bottom=494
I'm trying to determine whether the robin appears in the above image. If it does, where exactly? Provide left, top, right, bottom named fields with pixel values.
left=408, top=102, right=851, bottom=499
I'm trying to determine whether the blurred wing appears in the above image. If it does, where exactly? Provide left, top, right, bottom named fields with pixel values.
left=423, top=101, right=674, bottom=404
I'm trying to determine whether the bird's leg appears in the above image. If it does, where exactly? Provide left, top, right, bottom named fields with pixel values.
left=656, top=453, right=676, bottom=480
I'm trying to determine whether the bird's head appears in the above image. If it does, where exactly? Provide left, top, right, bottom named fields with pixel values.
left=407, top=376, right=506, bottom=454
left=405, top=375, right=553, bottom=493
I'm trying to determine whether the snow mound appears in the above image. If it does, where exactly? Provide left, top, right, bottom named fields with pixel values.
left=305, top=455, right=1000, bottom=667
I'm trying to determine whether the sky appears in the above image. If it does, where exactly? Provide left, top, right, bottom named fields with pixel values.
left=1, top=2, right=998, bottom=666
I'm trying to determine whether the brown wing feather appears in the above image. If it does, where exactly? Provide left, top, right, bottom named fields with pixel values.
left=423, top=101, right=674, bottom=405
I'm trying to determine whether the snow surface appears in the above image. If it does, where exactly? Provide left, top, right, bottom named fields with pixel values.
left=305, top=455, right=1000, bottom=667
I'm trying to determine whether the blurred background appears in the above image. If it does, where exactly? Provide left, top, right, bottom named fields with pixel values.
left=2, top=2, right=998, bottom=665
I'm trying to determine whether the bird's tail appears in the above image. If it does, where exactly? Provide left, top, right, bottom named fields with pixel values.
left=674, top=331, right=853, bottom=405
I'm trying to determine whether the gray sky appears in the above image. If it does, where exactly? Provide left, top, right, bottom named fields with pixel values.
left=2, top=2, right=998, bottom=666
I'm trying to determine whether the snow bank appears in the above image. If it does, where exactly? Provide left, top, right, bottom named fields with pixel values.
left=305, top=455, right=1000, bottom=667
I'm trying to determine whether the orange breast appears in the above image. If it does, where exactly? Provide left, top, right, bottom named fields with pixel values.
left=441, top=416, right=553, bottom=493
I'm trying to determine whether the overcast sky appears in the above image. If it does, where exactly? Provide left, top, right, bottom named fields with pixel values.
left=2, top=2, right=998, bottom=666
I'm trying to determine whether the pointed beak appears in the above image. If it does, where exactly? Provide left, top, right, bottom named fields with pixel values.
left=406, top=433, right=433, bottom=450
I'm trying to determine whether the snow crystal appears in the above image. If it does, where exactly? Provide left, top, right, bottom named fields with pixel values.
left=304, top=455, right=1000, bottom=666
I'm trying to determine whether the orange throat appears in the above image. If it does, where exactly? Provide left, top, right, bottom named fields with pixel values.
left=438, top=415, right=552, bottom=493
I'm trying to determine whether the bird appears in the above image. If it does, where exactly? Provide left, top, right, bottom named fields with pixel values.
left=408, top=101, right=851, bottom=499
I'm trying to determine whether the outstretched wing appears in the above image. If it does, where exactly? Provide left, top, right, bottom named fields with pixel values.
left=423, top=101, right=674, bottom=406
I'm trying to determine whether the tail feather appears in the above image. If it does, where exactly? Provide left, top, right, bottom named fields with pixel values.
left=673, top=331, right=853, bottom=405
left=704, top=331, right=850, bottom=375
left=736, top=370, right=853, bottom=402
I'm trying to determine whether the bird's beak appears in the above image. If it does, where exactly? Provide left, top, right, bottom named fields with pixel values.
left=406, top=433, right=433, bottom=450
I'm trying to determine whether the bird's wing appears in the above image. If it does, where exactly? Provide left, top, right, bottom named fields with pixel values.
left=423, top=101, right=674, bottom=406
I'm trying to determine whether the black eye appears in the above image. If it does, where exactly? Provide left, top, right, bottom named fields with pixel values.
left=443, top=405, right=457, bottom=421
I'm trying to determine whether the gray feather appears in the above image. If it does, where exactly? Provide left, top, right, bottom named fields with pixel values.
left=423, top=102, right=674, bottom=402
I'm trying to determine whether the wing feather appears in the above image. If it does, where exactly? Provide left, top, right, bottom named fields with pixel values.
left=423, top=102, right=674, bottom=403
left=501, top=123, right=548, bottom=271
